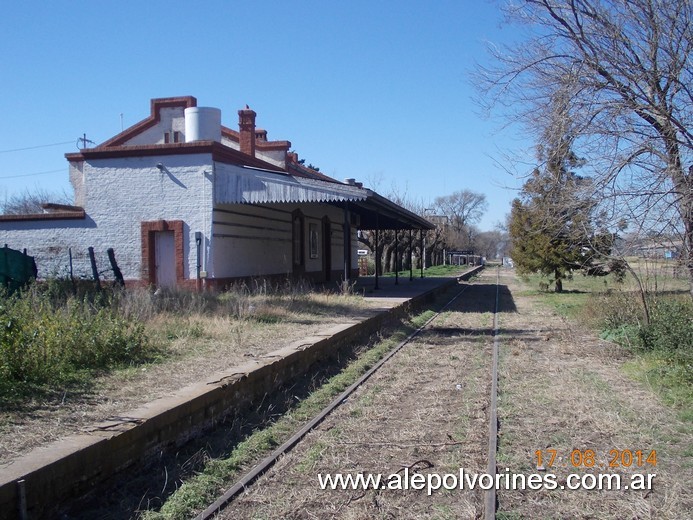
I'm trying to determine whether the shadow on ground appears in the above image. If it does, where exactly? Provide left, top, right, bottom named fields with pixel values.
left=447, top=283, right=517, bottom=314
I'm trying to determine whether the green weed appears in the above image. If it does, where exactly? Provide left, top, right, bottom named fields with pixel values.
left=0, top=286, right=153, bottom=402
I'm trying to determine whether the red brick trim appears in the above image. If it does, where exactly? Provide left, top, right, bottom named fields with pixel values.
left=221, top=126, right=291, bottom=152
left=140, top=220, right=185, bottom=286
left=256, top=140, right=292, bottom=152
left=65, top=141, right=285, bottom=172
left=99, top=97, right=197, bottom=148
left=286, top=155, right=342, bottom=183
left=221, top=126, right=240, bottom=141
left=0, top=209, right=86, bottom=222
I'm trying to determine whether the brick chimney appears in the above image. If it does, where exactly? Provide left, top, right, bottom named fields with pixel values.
left=238, top=105, right=257, bottom=157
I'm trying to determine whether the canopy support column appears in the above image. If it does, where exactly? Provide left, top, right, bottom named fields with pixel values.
left=374, top=212, right=380, bottom=291
left=394, top=231, right=399, bottom=285
left=409, top=229, right=413, bottom=281
left=342, top=202, right=350, bottom=289
left=420, top=230, right=424, bottom=279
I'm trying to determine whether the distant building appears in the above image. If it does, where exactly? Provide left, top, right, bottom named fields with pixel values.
left=635, top=240, right=682, bottom=260
left=1, top=97, right=432, bottom=288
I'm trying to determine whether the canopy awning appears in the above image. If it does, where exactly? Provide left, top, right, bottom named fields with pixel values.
left=215, top=166, right=434, bottom=230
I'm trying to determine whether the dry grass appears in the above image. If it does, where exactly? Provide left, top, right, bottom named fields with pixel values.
left=0, top=287, right=373, bottom=466
left=219, top=281, right=499, bottom=519
left=624, top=257, right=689, bottom=294
left=5, top=270, right=689, bottom=518
left=208, top=270, right=691, bottom=519
left=496, top=268, right=692, bottom=519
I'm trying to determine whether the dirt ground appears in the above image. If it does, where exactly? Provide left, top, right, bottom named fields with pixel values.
left=213, top=269, right=691, bottom=520
left=0, top=295, right=374, bottom=466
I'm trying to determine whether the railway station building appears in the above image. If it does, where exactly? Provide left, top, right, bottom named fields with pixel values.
left=1, top=96, right=433, bottom=289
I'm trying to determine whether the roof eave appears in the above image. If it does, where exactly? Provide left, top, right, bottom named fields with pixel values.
left=65, top=141, right=285, bottom=172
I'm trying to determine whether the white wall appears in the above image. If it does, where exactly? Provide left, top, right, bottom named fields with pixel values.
left=124, top=107, right=187, bottom=145
left=2, top=153, right=359, bottom=284
left=1, top=153, right=214, bottom=282
left=1, top=219, right=101, bottom=279
left=210, top=203, right=293, bottom=278
left=211, top=202, right=352, bottom=279
left=83, top=154, right=214, bottom=280
left=255, top=149, right=286, bottom=169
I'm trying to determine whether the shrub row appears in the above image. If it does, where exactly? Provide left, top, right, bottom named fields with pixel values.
left=592, top=292, right=692, bottom=389
left=0, top=286, right=151, bottom=392
left=638, top=299, right=693, bottom=363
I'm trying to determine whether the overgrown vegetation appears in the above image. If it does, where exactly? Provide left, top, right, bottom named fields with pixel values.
left=0, top=283, right=153, bottom=402
left=520, top=265, right=692, bottom=415
left=0, top=278, right=368, bottom=407
left=383, top=263, right=475, bottom=278
left=595, top=293, right=692, bottom=412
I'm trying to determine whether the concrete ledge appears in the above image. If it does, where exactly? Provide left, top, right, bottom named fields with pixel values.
left=0, top=269, right=479, bottom=519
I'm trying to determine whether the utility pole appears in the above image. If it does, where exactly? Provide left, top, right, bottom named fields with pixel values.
left=77, top=134, right=95, bottom=149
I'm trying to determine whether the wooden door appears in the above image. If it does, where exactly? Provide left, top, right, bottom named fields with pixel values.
left=154, top=231, right=176, bottom=288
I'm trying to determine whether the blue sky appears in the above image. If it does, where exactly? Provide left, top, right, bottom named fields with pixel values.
left=0, top=0, right=531, bottom=231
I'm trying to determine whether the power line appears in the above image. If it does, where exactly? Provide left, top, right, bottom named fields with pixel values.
left=0, top=168, right=64, bottom=179
left=0, top=141, right=74, bottom=154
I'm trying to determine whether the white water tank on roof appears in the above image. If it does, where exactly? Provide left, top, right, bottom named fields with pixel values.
left=184, top=107, right=222, bottom=142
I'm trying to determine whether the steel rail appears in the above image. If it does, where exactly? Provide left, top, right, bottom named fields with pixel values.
left=194, top=276, right=475, bottom=520
left=485, top=266, right=501, bottom=519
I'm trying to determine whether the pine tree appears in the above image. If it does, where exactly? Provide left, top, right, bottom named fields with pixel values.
left=509, top=136, right=610, bottom=292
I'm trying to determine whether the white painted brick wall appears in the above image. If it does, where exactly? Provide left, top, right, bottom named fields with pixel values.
left=2, top=154, right=357, bottom=284
left=1, top=153, right=214, bottom=282
left=124, top=107, right=187, bottom=145
left=209, top=201, right=352, bottom=279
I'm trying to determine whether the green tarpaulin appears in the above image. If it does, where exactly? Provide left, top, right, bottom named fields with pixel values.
left=0, top=246, right=37, bottom=292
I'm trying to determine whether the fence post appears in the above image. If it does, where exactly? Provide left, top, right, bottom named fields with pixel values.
left=68, top=247, right=75, bottom=289
left=107, top=248, right=125, bottom=287
left=88, top=246, right=101, bottom=290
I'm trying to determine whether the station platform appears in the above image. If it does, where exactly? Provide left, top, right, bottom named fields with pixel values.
left=354, top=274, right=459, bottom=302
left=352, top=266, right=481, bottom=306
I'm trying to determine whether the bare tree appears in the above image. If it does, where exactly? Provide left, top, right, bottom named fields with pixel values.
left=359, top=188, right=489, bottom=273
left=475, top=229, right=510, bottom=259
left=434, top=190, right=488, bottom=231
left=477, top=0, right=692, bottom=297
left=432, top=190, right=488, bottom=254
left=358, top=194, right=433, bottom=274
left=1, top=188, right=73, bottom=215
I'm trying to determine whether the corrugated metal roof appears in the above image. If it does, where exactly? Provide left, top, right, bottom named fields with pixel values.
left=214, top=165, right=434, bottom=230
left=215, top=166, right=369, bottom=204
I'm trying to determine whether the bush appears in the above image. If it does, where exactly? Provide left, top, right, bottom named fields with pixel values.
left=591, top=292, right=691, bottom=356
left=589, top=292, right=692, bottom=405
left=587, top=291, right=645, bottom=330
left=638, top=298, right=693, bottom=361
left=0, top=286, right=152, bottom=392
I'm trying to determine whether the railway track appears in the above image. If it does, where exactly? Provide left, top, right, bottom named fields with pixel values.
left=194, top=267, right=502, bottom=519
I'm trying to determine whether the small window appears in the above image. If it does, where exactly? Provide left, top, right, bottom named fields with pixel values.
left=164, top=131, right=182, bottom=144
